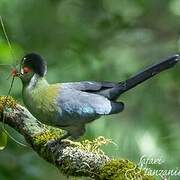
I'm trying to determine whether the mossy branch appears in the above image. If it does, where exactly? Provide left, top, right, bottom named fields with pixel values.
left=0, top=96, right=154, bottom=180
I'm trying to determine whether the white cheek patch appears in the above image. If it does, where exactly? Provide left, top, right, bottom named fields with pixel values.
left=27, top=74, right=38, bottom=90
left=21, top=68, right=24, bottom=74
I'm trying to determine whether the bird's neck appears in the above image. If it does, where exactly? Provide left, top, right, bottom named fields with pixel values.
left=24, top=74, right=49, bottom=91
left=22, top=74, right=51, bottom=121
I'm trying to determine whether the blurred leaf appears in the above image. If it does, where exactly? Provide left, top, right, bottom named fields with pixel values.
left=0, top=42, right=23, bottom=64
left=0, top=130, right=7, bottom=150
left=169, top=0, right=180, bottom=16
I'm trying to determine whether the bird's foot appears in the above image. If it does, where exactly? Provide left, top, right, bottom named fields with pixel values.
left=60, top=139, right=81, bottom=146
left=57, top=132, right=83, bottom=146
left=45, top=133, right=70, bottom=147
left=58, top=132, right=71, bottom=141
left=58, top=133, right=81, bottom=146
left=46, top=127, right=85, bottom=147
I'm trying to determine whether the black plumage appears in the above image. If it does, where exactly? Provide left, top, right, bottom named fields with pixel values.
left=21, top=53, right=47, bottom=77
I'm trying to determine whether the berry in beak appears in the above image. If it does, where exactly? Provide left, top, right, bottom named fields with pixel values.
left=11, top=68, right=18, bottom=77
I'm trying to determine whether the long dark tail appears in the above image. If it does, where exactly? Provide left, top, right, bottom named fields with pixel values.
left=116, top=54, right=179, bottom=96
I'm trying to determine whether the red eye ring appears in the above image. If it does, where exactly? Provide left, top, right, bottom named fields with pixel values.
left=23, top=67, right=32, bottom=74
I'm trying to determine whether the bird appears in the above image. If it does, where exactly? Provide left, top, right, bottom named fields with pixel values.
left=13, top=53, right=179, bottom=140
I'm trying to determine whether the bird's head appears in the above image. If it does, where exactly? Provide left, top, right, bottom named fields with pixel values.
left=14, top=53, right=47, bottom=84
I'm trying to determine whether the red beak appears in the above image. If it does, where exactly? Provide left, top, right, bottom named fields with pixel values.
left=11, top=68, right=18, bottom=77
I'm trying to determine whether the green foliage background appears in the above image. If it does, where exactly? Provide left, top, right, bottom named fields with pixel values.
left=0, top=0, right=180, bottom=179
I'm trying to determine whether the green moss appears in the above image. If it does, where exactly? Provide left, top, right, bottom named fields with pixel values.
left=33, top=133, right=111, bottom=153
left=53, top=136, right=112, bottom=156
left=77, top=136, right=112, bottom=154
left=0, top=96, right=16, bottom=112
left=32, top=127, right=65, bottom=162
left=33, top=127, right=64, bottom=146
left=99, top=159, right=155, bottom=180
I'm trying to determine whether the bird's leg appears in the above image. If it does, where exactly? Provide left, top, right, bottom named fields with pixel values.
left=61, top=125, right=86, bottom=142
left=60, top=126, right=86, bottom=146
left=58, top=132, right=71, bottom=141
left=46, top=125, right=85, bottom=147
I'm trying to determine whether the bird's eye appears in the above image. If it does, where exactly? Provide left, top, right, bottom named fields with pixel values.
left=23, top=67, right=32, bottom=74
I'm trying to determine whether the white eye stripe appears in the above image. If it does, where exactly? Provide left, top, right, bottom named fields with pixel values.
left=22, top=57, right=26, bottom=65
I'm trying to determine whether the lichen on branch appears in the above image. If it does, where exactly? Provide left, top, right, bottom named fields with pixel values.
left=0, top=96, right=16, bottom=112
left=0, top=96, right=154, bottom=180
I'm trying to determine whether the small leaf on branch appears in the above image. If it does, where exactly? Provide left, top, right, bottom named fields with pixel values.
left=0, top=131, right=7, bottom=150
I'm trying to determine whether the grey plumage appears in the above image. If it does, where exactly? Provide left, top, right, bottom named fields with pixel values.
left=58, top=82, right=124, bottom=117
left=61, top=81, right=124, bottom=100
left=54, top=82, right=124, bottom=138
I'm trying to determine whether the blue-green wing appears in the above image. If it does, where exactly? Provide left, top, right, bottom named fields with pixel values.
left=56, top=85, right=124, bottom=126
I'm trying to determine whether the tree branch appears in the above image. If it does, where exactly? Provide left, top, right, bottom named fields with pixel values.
left=0, top=96, right=154, bottom=180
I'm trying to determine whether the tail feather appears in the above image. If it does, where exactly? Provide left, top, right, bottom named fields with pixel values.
left=97, top=54, right=179, bottom=100
left=109, top=101, right=124, bottom=114
left=116, top=54, right=179, bottom=96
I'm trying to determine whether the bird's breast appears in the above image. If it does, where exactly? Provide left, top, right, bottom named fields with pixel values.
left=22, top=84, right=61, bottom=126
